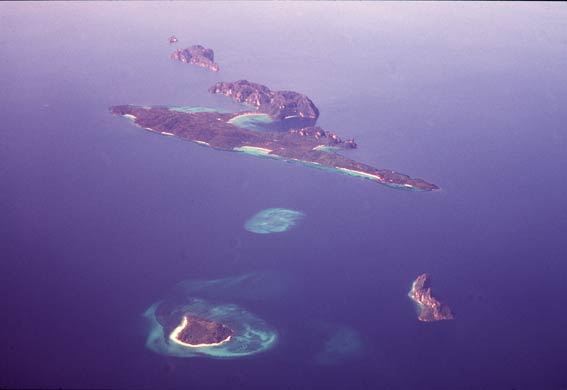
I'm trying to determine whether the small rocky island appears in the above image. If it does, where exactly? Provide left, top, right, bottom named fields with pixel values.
left=110, top=99, right=438, bottom=191
left=210, top=80, right=319, bottom=121
left=408, top=274, right=454, bottom=322
left=169, top=315, right=233, bottom=348
left=171, top=45, right=219, bottom=72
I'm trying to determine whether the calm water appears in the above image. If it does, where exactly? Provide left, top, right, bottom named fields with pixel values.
left=1, top=2, right=567, bottom=389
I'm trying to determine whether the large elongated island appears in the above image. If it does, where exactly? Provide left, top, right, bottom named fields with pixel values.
left=110, top=102, right=438, bottom=191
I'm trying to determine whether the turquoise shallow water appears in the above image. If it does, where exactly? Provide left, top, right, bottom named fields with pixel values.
left=169, top=106, right=229, bottom=113
left=244, top=208, right=305, bottom=234
left=144, top=298, right=278, bottom=358
left=228, top=113, right=274, bottom=131
left=313, top=324, right=363, bottom=366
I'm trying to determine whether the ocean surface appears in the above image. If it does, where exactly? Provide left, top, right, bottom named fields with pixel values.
left=1, top=2, right=567, bottom=389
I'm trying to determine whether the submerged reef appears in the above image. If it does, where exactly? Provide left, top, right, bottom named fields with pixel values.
left=175, top=272, right=290, bottom=303
left=313, top=323, right=363, bottom=366
left=209, top=80, right=319, bottom=121
left=244, top=208, right=304, bottom=234
left=408, top=274, right=454, bottom=322
left=110, top=105, right=438, bottom=191
left=171, top=45, right=219, bottom=72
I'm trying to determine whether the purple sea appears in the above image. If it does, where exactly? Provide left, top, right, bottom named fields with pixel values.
left=1, top=2, right=567, bottom=389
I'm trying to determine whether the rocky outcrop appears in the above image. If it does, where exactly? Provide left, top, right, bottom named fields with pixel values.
left=290, top=126, right=357, bottom=149
left=408, top=274, right=454, bottom=322
left=171, top=45, right=219, bottom=72
left=209, top=80, right=319, bottom=121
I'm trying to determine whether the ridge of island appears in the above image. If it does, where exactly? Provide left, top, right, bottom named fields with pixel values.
left=408, top=274, right=454, bottom=322
left=209, top=80, right=319, bottom=121
left=171, top=44, right=219, bottom=72
left=110, top=97, right=438, bottom=191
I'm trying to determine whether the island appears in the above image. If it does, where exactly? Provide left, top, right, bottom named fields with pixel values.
left=171, top=44, right=219, bottom=72
left=408, top=274, right=454, bottom=322
left=209, top=80, right=319, bottom=121
left=169, top=315, right=233, bottom=348
left=146, top=295, right=278, bottom=358
left=110, top=103, right=439, bottom=191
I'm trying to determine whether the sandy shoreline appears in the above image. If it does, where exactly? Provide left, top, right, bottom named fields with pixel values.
left=120, top=113, right=416, bottom=190
left=334, top=166, right=380, bottom=180
left=228, top=112, right=272, bottom=124
left=234, top=146, right=273, bottom=154
left=169, top=316, right=232, bottom=348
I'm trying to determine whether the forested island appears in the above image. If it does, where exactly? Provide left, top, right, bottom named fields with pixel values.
left=110, top=101, right=438, bottom=191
